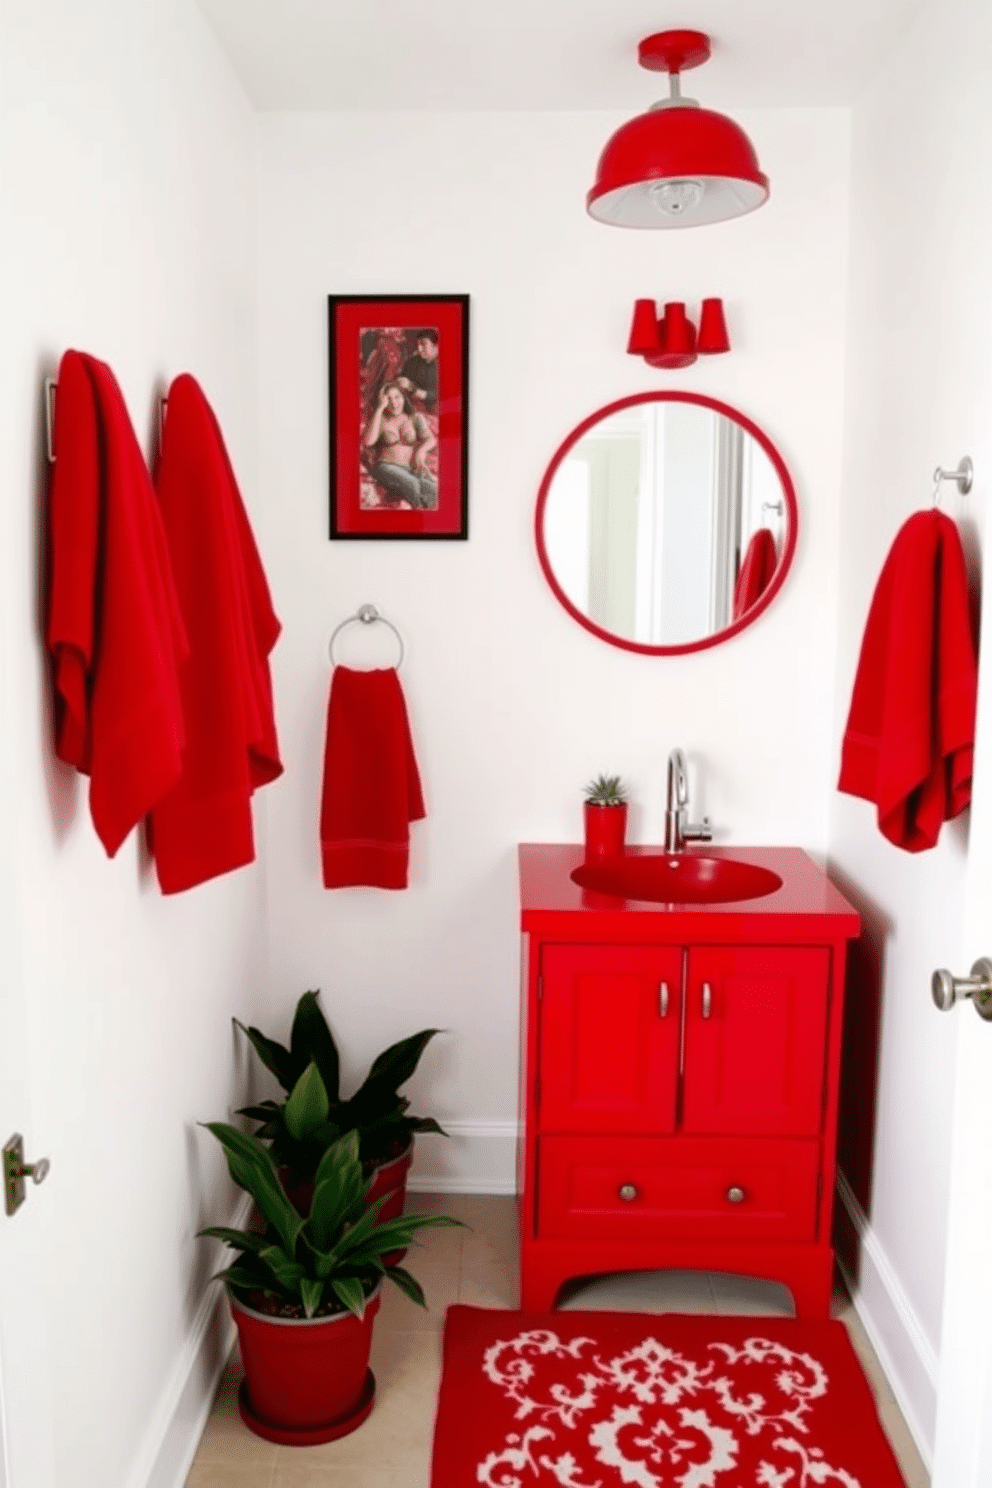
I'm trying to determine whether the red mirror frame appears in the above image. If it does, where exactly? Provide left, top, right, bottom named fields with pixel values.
left=534, top=390, right=798, bottom=656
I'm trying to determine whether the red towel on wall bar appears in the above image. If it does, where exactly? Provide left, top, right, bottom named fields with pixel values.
left=150, top=374, right=283, bottom=893
left=45, top=350, right=188, bottom=856
left=320, top=666, right=426, bottom=889
left=732, top=527, right=779, bottom=621
left=838, top=508, right=977, bottom=852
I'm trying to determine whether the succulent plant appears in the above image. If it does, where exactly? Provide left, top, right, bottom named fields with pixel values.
left=584, top=773, right=628, bottom=806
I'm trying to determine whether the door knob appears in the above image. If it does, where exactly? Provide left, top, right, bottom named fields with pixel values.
left=3, top=1133, right=51, bottom=1217
left=618, top=1183, right=638, bottom=1202
left=932, top=958, right=992, bottom=1021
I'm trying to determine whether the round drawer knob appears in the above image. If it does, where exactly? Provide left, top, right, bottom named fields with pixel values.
left=726, top=1185, right=745, bottom=1204
left=618, top=1183, right=638, bottom=1202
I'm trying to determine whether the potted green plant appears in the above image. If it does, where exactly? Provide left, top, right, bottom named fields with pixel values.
left=583, top=773, right=629, bottom=860
left=235, top=990, right=446, bottom=1223
left=198, top=1123, right=462, bottom=1444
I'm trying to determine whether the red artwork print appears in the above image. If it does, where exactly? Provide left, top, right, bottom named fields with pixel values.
left=431, top=1309, right=908, bottom=1488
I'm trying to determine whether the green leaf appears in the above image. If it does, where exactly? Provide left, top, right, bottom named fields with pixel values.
left=258, top=1244, right=305, bottom=1294
left=196, top=1226, right=268, bottom=1255
left=311, top=1194, right=386, bottom=1268
left=217, top=1256, right=293, bottom=1300
left=235, top=1102, right=283, bottom=1122
left=366, top=1029, right=440, bottom=1091
left=201, top=1122, right=303, bottom=1257
left=236, top=1019, right=295, bottom=1091
left=330, top=1275, right=367, bottom=1318
left=290, top=991, right=341, bottom=1103
left=283, top=1062, right=330, bottom=1141
left=300, top=1277, right=324, bottom=1318
left=312, top=1128, right=362, bottom=1191
left=385, top=1265, right=427, bottom=1309
left=344, top=1211, right=463, bottom=1268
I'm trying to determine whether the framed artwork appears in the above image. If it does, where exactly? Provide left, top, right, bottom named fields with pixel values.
left=328, top=294, right=469, bottom=539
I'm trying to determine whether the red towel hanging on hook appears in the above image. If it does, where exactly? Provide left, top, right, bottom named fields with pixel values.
left=150, top=374, right=283, bottom=893
left=838, top=508, right=977, bottom=851
left=45, top=350, right=188, bottom=856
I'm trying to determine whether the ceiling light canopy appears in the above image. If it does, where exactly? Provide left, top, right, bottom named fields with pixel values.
left=587, top=30, right=769, bottom=230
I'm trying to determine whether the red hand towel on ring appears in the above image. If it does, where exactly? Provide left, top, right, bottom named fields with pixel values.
left=320, top=666, right=426, bottom=889
left=838, top=509, right=977, bottom=851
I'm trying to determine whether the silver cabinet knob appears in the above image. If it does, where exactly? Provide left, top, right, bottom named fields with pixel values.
left=932, top=958, right=992, bottom=1021
left=659, top=982, right=669, bottom=1018
left=618, top=1183, right=638, bottom=1202
left=702, top=982, right=712, bottom=1019
left=726, top=1185, right=745, bottom=1204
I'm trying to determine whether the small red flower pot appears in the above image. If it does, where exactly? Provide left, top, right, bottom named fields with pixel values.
left=583, top=802, right=628, bottom=861
left=232, top=1283, right=381, bottom=1445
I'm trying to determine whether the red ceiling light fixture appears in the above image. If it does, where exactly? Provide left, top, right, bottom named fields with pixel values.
left=588, top=30, right=769, bottom=229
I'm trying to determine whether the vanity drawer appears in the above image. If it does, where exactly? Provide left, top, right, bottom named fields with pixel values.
left=537, top=1135, right=820, bottom=1243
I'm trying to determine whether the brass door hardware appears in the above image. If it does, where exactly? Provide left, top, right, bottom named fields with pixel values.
left=3, top=1133, right=50, bottom=1216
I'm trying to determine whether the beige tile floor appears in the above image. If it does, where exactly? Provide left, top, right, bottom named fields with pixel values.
left=185, top=1193, right=929, bottom=1488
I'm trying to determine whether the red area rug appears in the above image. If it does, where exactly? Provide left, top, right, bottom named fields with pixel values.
left=431, top=1306, right=907, bottom=1487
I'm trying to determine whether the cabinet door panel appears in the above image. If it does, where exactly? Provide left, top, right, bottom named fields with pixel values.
left=538, top=1134, right=821, bottom=1242
left=684, top=947, right=831, bottom=1136
left=539, top=945, right=683, bottom=1133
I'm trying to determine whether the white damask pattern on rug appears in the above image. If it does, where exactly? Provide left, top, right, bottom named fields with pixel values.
left=478, top=1328, right=863, bottom=1488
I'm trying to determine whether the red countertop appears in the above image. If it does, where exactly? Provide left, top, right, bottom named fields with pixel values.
left=518, top=844, right=860, bottom=944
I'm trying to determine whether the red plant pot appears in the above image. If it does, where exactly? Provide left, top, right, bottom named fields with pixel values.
left=584, top=803, right=628, bottom=861
left=232, top=1284, right=381, bottom=1445
left=366, top=1139, right=414, bottom=1264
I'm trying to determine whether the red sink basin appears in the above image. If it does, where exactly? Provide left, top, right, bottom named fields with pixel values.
left=571, top=854, right=783, bottom=904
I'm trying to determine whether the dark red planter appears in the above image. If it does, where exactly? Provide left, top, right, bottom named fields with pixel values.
left=232, top=1284, right=381, bottom=1445
left=365, top=1140, right=413, bottom=1264
left=583, top=802, right=628, bottom=861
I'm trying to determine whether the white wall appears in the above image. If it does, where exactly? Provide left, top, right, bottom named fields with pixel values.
left=829, top=0, right=992, bottom=1463
left=255, top=107, right=851, bottom=1191
left=0, top=5, right=265, bottom=1487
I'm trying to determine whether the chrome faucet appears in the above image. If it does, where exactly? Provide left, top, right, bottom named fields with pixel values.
left=664, top=748, right=712, bottom=853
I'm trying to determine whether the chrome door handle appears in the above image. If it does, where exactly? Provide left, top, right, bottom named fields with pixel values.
left=702, top=982, right=712, bottom=1019
left=932, top=958, right=992, bottom=1021
left=659, top=982, right=669, bottom=1018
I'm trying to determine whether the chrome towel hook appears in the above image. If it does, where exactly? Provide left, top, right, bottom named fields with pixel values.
left=328, top=603, right=405, bottom=669
left=932, top=457, right=973, bottom=503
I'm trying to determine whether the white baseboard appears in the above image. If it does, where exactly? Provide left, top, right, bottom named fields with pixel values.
left=835, top=1171, right=938, bottom=1470
left=125, top=1193, right=252, bottom=1488
left=407, top=1119, right=519, bottom=1195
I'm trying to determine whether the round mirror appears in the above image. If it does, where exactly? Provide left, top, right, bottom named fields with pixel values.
left=535, top=392, right=798, bottom=655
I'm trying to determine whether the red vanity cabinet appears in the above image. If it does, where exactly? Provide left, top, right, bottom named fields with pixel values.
left=517, top=845, right=861, bottom=1318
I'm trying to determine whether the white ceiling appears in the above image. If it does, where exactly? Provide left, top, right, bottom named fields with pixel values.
left=196, top=0, right=925, bottom=112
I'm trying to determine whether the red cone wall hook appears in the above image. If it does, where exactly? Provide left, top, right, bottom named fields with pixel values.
left=627, top=296, right=730, bottom=369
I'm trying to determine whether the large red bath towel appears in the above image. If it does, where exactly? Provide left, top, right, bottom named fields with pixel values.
left=150, top=374, right=283, bottom=893
left=320, top=666, right=425, bottom=889
left=838, top=508, right=977, bottom=851
left=45, top=350, right=187, bottom=856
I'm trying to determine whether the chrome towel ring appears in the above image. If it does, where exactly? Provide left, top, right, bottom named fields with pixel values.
left=328, top=604, right=405, bottom=669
